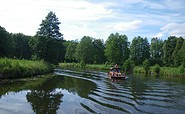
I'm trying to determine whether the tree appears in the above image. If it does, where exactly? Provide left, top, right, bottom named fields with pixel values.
left=75, top=36, right=94, bottom=64
left=92, top=39, right=106, bottom=64
left=33, top=11, right=64, bottom=64
left=11, top=33, right=32, bottom=59
left=123, top=59, right=134, bottom=73
left=104, top=33, right=129, bottom=64
left=29, top=36, right=48, bottom=60
left=29, top=36, right=64, bottom=64
left=130, top=36, right=150, bottom=65
left=162, top=36, right=177, bottom=66
left=26, top=76, right=63, bottom=114
left=177, top=40, right=185, bottom=67
left=0, top=26, right=13, bottom=57
left=150, top=38, right=163, bottom=66
left=65, top=41, right=78, bottom=62
left=37, top=11, right=63, bottom=39
left=143, top=59, right=150, bottom=75
left=172, top=37, right=184, bottom=67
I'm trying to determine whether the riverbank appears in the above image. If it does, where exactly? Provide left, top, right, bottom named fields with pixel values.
left=60, top=63, right=185, bottom=76
left=134, top=65, right=185, bottom=76
left=0, top=58, right=54, bottom=79
left=59, top=63, right=111, bottom=71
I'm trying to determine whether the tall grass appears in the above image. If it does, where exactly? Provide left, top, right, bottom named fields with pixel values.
left=59, top=63, right=111, bottom=70
left=0, top=58, right=54, bottom=79
left=134, top=66, right=145, bottom=74
left=134, top=65, right=185, bottom=76
left=160, top=66, right=185, bottom=76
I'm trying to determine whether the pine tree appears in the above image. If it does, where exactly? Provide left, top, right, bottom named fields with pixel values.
left=31, top=11, right=64, bottom=64
left=37, top=11, right=63, bottom=39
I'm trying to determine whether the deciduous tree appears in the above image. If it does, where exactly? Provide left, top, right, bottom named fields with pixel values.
left=105, top=33, right=129, bottom=64
left=130, top=36, right=150, bottom=65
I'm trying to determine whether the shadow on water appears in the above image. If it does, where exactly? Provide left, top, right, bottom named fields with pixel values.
left=0, top=69, right=185, bottom=114
left=0, top=73, right=97, bottom=114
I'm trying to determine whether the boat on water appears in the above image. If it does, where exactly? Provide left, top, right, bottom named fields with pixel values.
left=108, top=67, right=126, bottom=79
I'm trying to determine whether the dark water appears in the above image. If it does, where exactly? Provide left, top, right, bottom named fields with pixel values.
left=0, top=69, right=185, bottom=114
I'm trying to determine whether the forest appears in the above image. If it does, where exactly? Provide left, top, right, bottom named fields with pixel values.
left=0, top=11, right=185, bottom=70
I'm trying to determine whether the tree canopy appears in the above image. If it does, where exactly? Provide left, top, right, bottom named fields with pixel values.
left=104, top=33, right=129, bottom=64
left=0, top=11, right=185, bottom=67
left=32, top=11, right=64, bottom=64
left=37, top=11, right=63, bottom=39
left=130, top=36, right=150, bottom=65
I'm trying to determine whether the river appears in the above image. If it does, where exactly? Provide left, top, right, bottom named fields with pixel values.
left=0, top=69, right=185, bottom=114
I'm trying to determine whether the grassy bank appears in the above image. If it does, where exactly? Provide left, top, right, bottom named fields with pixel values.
left=0, top=58, right=54, bottom=79
left=134, top=65, right=185, bottom=76
left=60, top=63, right=185, bottom=76
left=59, top=63, right=111, bottom=71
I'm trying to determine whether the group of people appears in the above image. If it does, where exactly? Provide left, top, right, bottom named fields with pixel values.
left=109, top=64, right=121, bottom=77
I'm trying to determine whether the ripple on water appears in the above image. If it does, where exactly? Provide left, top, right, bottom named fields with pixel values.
left=55, top=69, right=185, bottom=114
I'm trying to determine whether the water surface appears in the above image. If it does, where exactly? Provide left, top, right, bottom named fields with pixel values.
left=0, top=69, right=185, bottom=114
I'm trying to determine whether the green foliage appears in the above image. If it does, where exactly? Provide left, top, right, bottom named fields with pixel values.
left=142, top=59, right=150, bottom=74
left=123, top=59, right=134, bottom=73
left=0, top=58, right=54, bottom=79
left=177, top=40, right=185, bottom=67
left=130, top=36, right=150, bottom=65
left=11, top=33, right=32, bottom=59
left=134, top=65, right=185, bottom=76
left=160, top=67, right=185, bottom=76
left=30, top=11, right=65, bottom=64
left=37, top=11, right=63, bottom=39
left=178, top=65, right=185, bottom=74
left=59, top=63, right=111, bottom=70
left=59, top=62, right=81, bottom=69
left=150, top=38, right=163, bottom=66
left=172, top=37, right=184, bottom=67
left=80, top=61, right=86, bottom=69
left=75, top=36, right=94, bottom=64
left=0, top=26, right=13, bottom=57
left=92, top=39, right=106, bottom=64
left=65, top=41, right=78, bottom=62
left=134, top=66, right=145, bottom=74
left=162, top=36, right=177, bottom=66
left=29, top=36, right=47, bottom=60
left=151, top=64, right=160, bottom=75
left=104, top=33, right=129, bottom=64
left=86, top=64, right=110, bottom=70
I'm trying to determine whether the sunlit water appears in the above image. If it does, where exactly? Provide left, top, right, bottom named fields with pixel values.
left=0, top=69, right=185, bottom=114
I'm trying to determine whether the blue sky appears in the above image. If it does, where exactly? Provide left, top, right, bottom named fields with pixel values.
left=0, top=0, right=185, bottom=42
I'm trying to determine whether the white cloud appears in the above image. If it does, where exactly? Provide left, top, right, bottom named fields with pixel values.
left=0, top=0, right=113, bottom=37
left=160, top=23, right=185, bottom=37
left=113, top=20, right=142, bottom=31
left=154, top=32, right=164, bottom=38
left=0, top=0, right=185, bottom=41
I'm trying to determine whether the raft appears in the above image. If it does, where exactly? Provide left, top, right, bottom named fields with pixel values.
left=108, top=67, right=126, bottom=79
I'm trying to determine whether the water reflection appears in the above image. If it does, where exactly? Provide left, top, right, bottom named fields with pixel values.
left=0, top=74, right=97, bottom=114
left=0, top=70, right=185, bottom=114
left=26, top=76, right=63, bottom=114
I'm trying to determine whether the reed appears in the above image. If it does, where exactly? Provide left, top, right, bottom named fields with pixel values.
left=0, top=58, right=54, bottom=79
left=160, top=66, right=185, bottom=76
left=133, top=66, right=145, bottom=74
left=59, top=63, right=111, bottom=70
left=134, top=65, right=185, bottom=76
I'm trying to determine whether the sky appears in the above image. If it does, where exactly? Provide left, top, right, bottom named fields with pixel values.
left=0, top=0, right=185, bottom=42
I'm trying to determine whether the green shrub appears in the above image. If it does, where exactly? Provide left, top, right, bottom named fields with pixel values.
left=178, top=65, right=185, bottom=74
left=0, top=58, right=53, bottom=79
left=124, top=59, right=134, bottom=73
left=142, top=59, right=150, bottom=74
left=152, top=64, right=160, bottom=74
left=134, top=66, right=145, bottom=74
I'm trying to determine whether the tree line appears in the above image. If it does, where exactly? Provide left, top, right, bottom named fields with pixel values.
left=0, top=11, right=185, bottom=67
